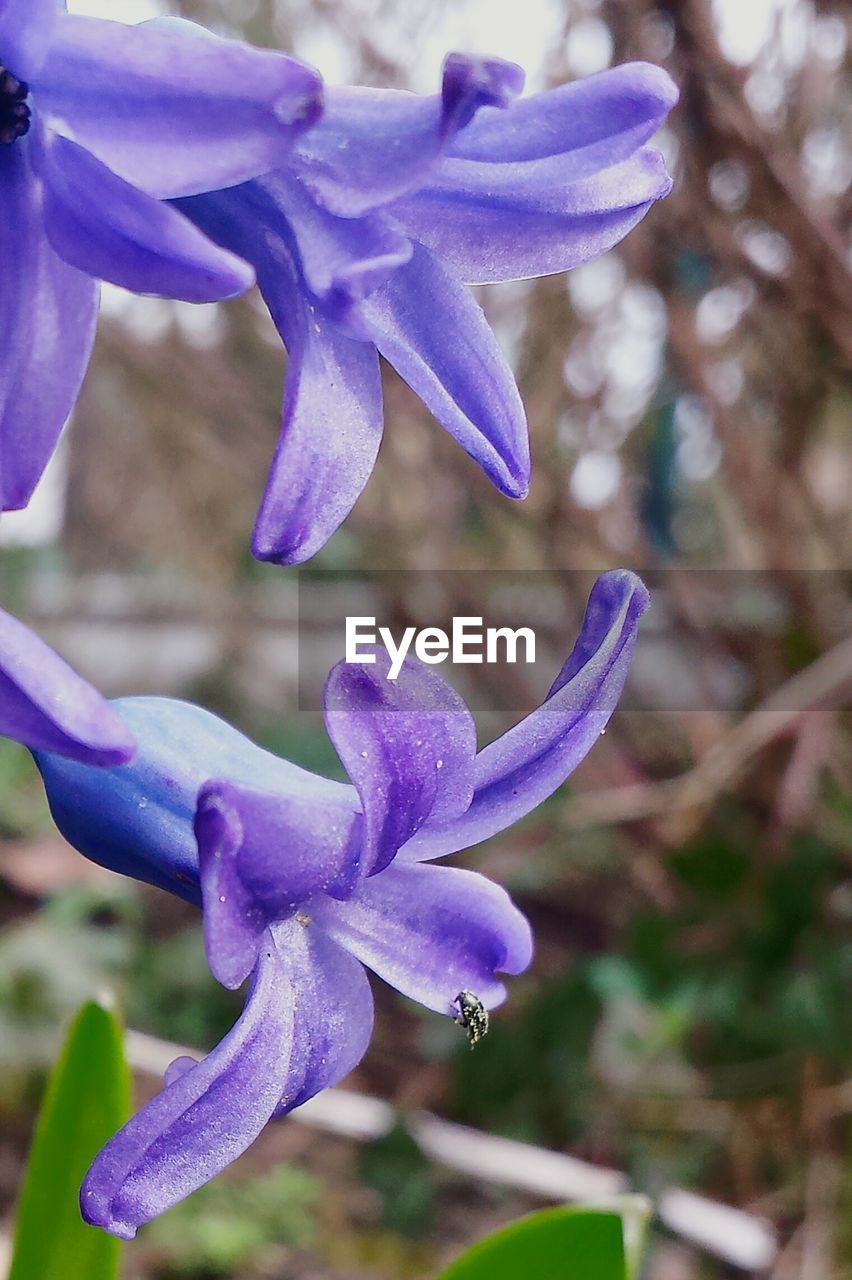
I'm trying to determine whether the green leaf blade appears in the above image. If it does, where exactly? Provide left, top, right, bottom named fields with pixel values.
left=9, top=1000, right=130, bottom=1280
left=436, top=1205, right=627, bottom=1280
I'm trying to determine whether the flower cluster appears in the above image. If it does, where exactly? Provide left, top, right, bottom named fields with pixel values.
left=12, top=570, right=647, bottom=1237
left=180, top=53, right=676, bottom=563
left=0, top=0, right=672, bottom=1243
left=0, top=5, right=676, bottom=556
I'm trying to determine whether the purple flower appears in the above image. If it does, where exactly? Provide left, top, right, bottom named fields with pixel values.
left=32, top=570, right=649, bottom=1236
left=0, top=2, right=323, bottom=512
left=0, top=604, right=134, bottom=764
left=178, top=56, right=678, bottom=564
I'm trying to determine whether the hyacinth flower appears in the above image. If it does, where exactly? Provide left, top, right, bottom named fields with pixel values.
left=178, top=53, right=678, bottom=564
left=0, top=2, right=324, bottom=513
left=0, top=604, right=135, bottom=764
left=27, top=570, right=649, bottom=1236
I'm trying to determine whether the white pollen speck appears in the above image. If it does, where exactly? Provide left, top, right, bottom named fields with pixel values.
left=436, top=759, right=444, bottom=769
left=219, top=895, right=227, bottom=903
left=359, top=750, right=368, bottom=758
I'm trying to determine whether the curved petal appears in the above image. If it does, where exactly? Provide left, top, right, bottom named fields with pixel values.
left=449, top=62, right=678, bottom=170
left=35, top=14, right=323, bottom=198
left=80, top=935, right=297, bottom=1239
left=313, top=860, right=533, bottom=1015
left=293, top=52, right=523, bottom=217
left=196, top=779, right=361, bottom=989
left=271, top=918, right=374, bottom=1114
left=391, top=148, right=672, bottom=283
left=253, top=325, right=382, bottom=565
left=0, top=140, right=98, bottom=512
left=323, top=649, right=476, bottom=877
left=159, top=926, right=372, bottom=1121
left=0, top=0, right=56, bottom=80
left=179, top=184, right=385, bottom=565
left=355, top=242, right=529, bottom=498
left=37, top=130, right=254, bottom=301
left=0, top=608, right=135, bottom=765
left=402, top=570, right=649, bottom=860
left=254, top=172, right=413, bottom=318
left=34, top=696, right=353, bottom=903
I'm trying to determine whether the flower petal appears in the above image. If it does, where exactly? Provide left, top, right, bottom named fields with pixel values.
left=37, top=130, right=254, bottom=301
left=323, top=649, right=477, bottom=878
left=0, top=0, right=56, bottom=80
left=253, top=173, right=413, bottom=318
left=179, top=181, right=385, bottom=565
left=196, top=779, right=361, bottom=989
left=35, top=696, right=354, bottom=902
left=0, top=140, right=98, bottom=512
left=0, top=608, right=134, bottom=765
left=402, top=570, right=649, bottom=860
left=293, top=52, right=523, bottom=217
left=391, top=148, right=672, bottom=283
left=449, top=62, right=678, bottom=168
left=35, top=14, right=323, bottom=198
left=81, top=936, right=297, bottom=1239
left=271, top=917, right=374, bottom=1114
left=313, top=860, right=532, bottom=1014
left=255, top=327, right=382, bottom=566
left=354, top=241, right=529, bottom=497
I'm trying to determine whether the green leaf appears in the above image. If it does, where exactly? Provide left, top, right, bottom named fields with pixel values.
left=9, top=1000, right=131, bottom=1280
left=436, top=1205, right=628, bottom=1280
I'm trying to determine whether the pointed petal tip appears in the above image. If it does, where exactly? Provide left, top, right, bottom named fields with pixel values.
left=79, top=1184, right=138, bottom=1241
left=502, top=909, right=535, bottom=977
left=599, top=568, right=651, bottom=616
left=597, top=60, right=678, bottom=118
left=638, top=145, right=675, bottom=201
left=441, top=52, right=525, bottom=132
left=164, top=1054, right=199, bottom=1087
left=81, top=729, right=138, bottom=769
left=629, top=60, right=680, bottom=113
left=491, top=447, right=531, bottom=500
left=210, top=251, right=256, bottom=298
left=272, top=63, right=325, bottom=133
left=250, top=522, right=317, bottom=567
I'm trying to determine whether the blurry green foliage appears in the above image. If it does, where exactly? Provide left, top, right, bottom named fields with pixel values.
left=638, top=832, right=852, bottom=1074
left=359, top=1121, right=438, bottom=1238
left=451, top=825, right=852, bottom=1190
left=125, top=923, right=238, bottom=1049
left=146, top=1164, right=321, bottom=1277
left=0, top=740, right=50, bottom=836
left=259, top=715, right=347, bottom=780
left=0, top=885, right=136, bottom=1085
left=8, top=1001, right=130, bottom=1280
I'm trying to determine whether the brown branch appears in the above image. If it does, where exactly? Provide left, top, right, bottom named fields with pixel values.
left=564, top=633, right=852, bottom=827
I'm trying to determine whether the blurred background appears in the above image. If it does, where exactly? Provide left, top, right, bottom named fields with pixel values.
left=1, top=0, right=851, bottom=1276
